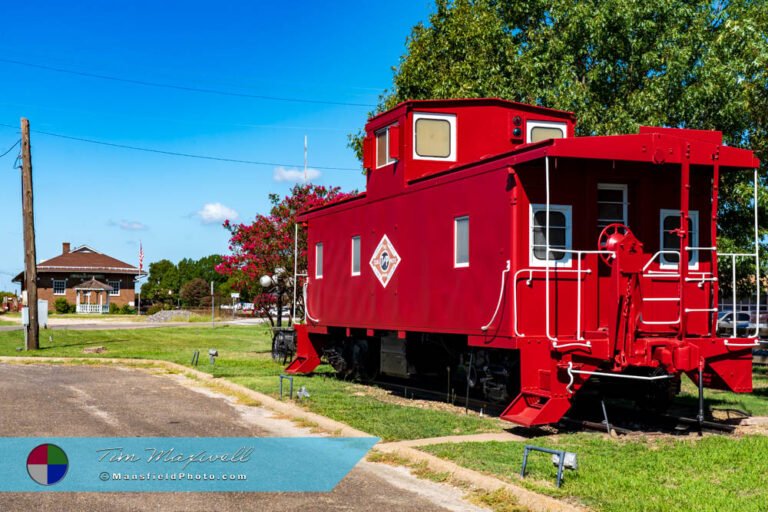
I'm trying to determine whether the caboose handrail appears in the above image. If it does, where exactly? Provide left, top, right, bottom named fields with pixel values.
left=719, top=252, right=761, bottom=343
left=565, top=362, right=674, bottom=394
left=303, top=282, right=320, bottom=324
left=480, top=260, right=510, bottom=332
left=642, top=250, right=681, bottom=274
left=542, top=156, right=612, bottom=349
left=546, top=249, right=615, bottom=344
left=513, top=267, right=589, bottom=337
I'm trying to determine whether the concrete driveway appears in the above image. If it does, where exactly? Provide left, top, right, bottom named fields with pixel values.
left=0, top=364, right=488, bottom=512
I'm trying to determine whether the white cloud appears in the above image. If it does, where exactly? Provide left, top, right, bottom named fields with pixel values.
left=109, top=219, right=148, bottom=231
left=273, top=166, right=321, bottom=183
left=120, top=220, right=147, bottom=231
left=197, top=202, right=239, bottom=224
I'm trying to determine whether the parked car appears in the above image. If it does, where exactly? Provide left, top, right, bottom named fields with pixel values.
left=747, top=313, right=768, bottom=339
left=717, top=311, right=751, bottom=337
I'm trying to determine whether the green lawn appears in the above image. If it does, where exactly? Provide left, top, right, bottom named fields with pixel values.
left=0, top=326, right=501, bottom=441
left=0, top=319, right=16, bottom=326
left=0, top=325, right=765, bottom=445
left=677, top=364, right=768, bottom=416
left=423, top=434, right=768, bottom=512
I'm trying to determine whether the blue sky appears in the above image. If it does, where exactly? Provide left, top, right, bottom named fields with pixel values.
left=0, top=1, right=435, bottom=291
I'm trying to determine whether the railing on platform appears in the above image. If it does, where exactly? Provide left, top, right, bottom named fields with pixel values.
left=76, top=304, right=109, bottom=314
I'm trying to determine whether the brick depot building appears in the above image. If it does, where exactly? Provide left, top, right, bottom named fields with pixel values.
left=14, top=242, right=142, bottom=313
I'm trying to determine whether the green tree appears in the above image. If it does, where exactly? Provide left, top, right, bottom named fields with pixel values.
left=180, top=278, right=210, bottom=307
left=140, top=259, right=179, bottom=304
left=178, top=255, right=226, bottom=289
left=355, top=0, right=768, bottom=297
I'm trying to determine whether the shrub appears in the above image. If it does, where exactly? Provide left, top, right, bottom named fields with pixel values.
left=68, top=303, right=77, bottom=314
left=109, top=303, right=120, bottom=314
left=54, top=298, right=70, bottom=314
left=147, top=304, right=163, bottom=315
left=119, top=304, right=134, bottom=315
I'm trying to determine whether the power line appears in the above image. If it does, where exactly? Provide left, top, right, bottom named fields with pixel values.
left=0, top=123, right=360, bottom=171
left=0, top=57, right=377, bottom=108
left=0, top=100, right=350, bottom=132
left=0, top=139, right=19, bottom=158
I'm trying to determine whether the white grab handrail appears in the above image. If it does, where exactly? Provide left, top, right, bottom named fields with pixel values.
left=565, top=361, right=674, bottom=394
left=481, top=260, right=511, bottom=332
left=303, top=281, right=320, bottom=324
left=513, top=268, right=589, bottom=337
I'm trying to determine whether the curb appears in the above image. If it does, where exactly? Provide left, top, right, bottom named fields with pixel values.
left=374, top=443, right=585, bottom=512
left=0, top=356, right=585, bottom=511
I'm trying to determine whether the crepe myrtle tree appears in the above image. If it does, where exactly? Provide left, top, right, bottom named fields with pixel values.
left=216, top=183, right=356, bottom=327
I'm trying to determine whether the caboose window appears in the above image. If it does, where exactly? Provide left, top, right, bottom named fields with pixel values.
left=315, top=243, right=324, bottom=278
left=351, top=236, right=361, bottom=276
left=660, top=209, right=699, bottom=268
left=597, top=184, right=628, bottom=229
left=454, top=216, right=469, bottom=267
left=413, top=113, right=456, bottom=161
left=527, top=121, right=566, bottom=143
left=376, top=127, right=394, bottom=168
left=530, top=204, right=572, bottom=267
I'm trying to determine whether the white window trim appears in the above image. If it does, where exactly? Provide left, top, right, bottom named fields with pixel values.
left=351, top=236, right=361, bottom=276
left=659, top=209, right=699, bottom=269
left=526, top=120, right=567, bottom=144
left=597, top=183, right=628, bottom=226
left=375, top=126, right=395, bottom=169
left=454, top=216, right=470, bottom=268
left=412, top=112, right=457, bottom=162
left=529, top=204, right=573, bottom=268
left=53, top=279, right=67, bottom=296
left=315, top=242, right=323, bottom=279
left=108, top=280, right=121, bottom=296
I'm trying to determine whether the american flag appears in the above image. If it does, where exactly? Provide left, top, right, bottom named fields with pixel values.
left=139, top=242, right=144, bottom=273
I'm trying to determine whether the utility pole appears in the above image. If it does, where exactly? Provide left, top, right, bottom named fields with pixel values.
left=20, top=118, right=39, bottom=350
left=210, top=281, right=215, bottom=328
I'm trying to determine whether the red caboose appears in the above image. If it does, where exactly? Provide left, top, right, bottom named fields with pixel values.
left=286, top=98, right=760, bottom=427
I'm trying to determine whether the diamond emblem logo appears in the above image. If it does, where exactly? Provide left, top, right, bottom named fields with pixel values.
left=370, top=235, right=401, bottom=288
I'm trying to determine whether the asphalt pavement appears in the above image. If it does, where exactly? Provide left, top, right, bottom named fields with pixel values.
left=0, top=363, right=488, bottom=512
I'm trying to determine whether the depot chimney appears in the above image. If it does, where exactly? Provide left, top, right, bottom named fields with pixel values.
left=62, top=242, right=71, bottom=254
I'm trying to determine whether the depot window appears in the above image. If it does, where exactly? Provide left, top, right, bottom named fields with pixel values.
left=376, top=127, right=394, bottom=168
left=315, top=243, right=324, bottom=279
left=413, top=112, right=457, bottom=161
left=108, top=280, right=121, bottom=296
left=351, top=236, right=361, bottom=276
left=454, top=216, right=469, bottom=268
left=530, top=204, right=572, bottom=267
left=53, top=279, right=66, bottom=295
left=660, top=209, right=699, bottom=268
left=597, top=184, right=628, bottom=230
left=527, top=121, right=567, bottom=143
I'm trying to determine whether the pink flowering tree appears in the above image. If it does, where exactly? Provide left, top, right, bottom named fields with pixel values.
left=216, top=183, right=355, bottom=326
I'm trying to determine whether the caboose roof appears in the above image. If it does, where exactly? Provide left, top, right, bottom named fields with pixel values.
left=499, top=127, right=760, bottom=170
left=366, top=97, right=575, bottom=126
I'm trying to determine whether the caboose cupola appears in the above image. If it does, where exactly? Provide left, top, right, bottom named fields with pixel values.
left=362, top=98, right=576, bottom=188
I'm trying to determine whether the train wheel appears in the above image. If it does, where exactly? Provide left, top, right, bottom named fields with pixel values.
left=350, top=338, right=379, bottom=382
left=325, top=339, right=379, bottom=382
left=635, top=367, right=680, bottom=412
left=271, top=329, right=295, bottom=365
